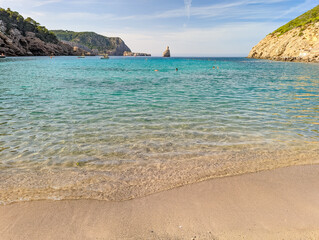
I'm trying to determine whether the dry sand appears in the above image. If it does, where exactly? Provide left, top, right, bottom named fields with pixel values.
left=1, top=164, right=319, bottom=240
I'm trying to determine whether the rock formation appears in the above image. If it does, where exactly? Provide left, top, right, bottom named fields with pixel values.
left=163, top=46, right=170, bottom=57
left=60, top=40, right=94, bottom=54
left=0, top=8, right=151, bottom=57
left=123, top=51, right=151, bottom=57
left=0, top=8, right=83, bottom=56
left=0, top=31, right=82, bottom=56
left=51, top=30, right=132, bottom=56
left=248, top=23, right=319, bottom=63
left=248, top=5, right=319, bottom=63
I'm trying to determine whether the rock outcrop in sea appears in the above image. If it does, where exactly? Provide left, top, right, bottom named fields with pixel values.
left=248, top=5, right=319, bottom=63
left=0, top=8, right=83, bottom=56
left=163, top=46, right=170, bottom=57
left=123, top=51, right=151, bottom=57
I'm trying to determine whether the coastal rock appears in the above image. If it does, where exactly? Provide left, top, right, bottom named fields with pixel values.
left=51, top=30, right=132, bottom=56
left=109, top=37, right=131, bottom=56
left=163, top=46, right=170, bottom=57
left=123, top=51, right=151, bottom=57
left=60, top=40, right=93, bottom=54
left=25, top=32, right=36, bottom=38
left=0, top=29, right=84, bottom=56
left=248, top=5, right=319, bottom=63
left=0, top=20, right=6, bottom=33
left=248, top=24, right=319, bottom=63
left=0, top=8, right=84, bottom=56
left=1, top=8, right=141, bottom=57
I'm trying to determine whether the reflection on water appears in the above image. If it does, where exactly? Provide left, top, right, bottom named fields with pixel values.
left=0, top=57, right=318, bottom=204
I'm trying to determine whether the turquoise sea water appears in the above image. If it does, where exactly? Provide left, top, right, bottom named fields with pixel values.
left=0, top=56, right=318, bottom=203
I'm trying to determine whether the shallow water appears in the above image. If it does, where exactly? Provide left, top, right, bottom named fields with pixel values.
left=0, top=56, right=318, bottom=204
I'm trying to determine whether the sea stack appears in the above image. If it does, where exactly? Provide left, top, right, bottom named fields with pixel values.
left=163, top=46, right=170, bottom=57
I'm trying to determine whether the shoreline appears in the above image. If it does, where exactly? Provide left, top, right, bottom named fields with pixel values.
left=1, top=164, right=319, bottom=239
left=1, top=145, right=318, bottom=205
left=247, top=56, right=319, bottom=63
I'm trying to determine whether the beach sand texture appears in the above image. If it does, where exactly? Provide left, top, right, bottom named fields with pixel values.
left=1, top=164, right=319, bottom=240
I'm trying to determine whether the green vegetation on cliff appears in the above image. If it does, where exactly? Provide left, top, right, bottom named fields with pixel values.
left=273, top=5, right=319, bottom=35
left=0, top=8, right=58, bottom=43
left=51, top=30, right=131, bottom=54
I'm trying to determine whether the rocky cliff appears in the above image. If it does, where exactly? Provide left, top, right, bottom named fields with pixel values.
left=51, top=30, right=132, bottom=56
left=248, top=5, right=319, bottom=63
left=0, top=8, right=82, bottom=56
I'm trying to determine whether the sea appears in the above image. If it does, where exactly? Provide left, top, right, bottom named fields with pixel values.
left=0, top=56, right=318, bottom=204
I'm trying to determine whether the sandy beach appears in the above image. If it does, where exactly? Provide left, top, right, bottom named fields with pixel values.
left=2, top=2, right=319, bottom=240
left=1, top=164, right=319, bottom=240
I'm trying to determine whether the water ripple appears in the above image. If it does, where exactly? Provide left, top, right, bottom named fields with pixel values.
left=0, top=57, right=318, bottom=203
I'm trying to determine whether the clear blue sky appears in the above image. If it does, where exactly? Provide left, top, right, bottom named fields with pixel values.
left=1, top=0, right=318, bottom=56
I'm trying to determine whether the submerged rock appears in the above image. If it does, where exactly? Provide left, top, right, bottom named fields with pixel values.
left=163, top=46, right=170, bottom=57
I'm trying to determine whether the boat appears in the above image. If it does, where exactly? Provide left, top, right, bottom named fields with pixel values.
left=78, top=53, right=85, bottom=58
left=0, top=53, right=6, bottom=59
left=100, top=54, right=109, bottom=59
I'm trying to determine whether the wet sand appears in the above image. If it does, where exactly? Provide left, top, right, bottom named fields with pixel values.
left=1, top=164, right=319, bottom=240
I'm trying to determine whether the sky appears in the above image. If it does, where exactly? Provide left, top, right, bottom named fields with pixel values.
left=0, top=0, right=318, bottom=56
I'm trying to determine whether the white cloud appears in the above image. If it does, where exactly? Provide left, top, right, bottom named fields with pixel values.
left=275, top=0, right=318, bottom=19
left=184, top=0, right=192, bottom=18
left=104, top=0, right=290, bottom=21
left=0, top=0, right=61, bottom=8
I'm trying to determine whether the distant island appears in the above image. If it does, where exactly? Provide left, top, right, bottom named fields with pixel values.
left=0, top=8, right=151, bottom=57
left=248, top=5, right=319, bottom=63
